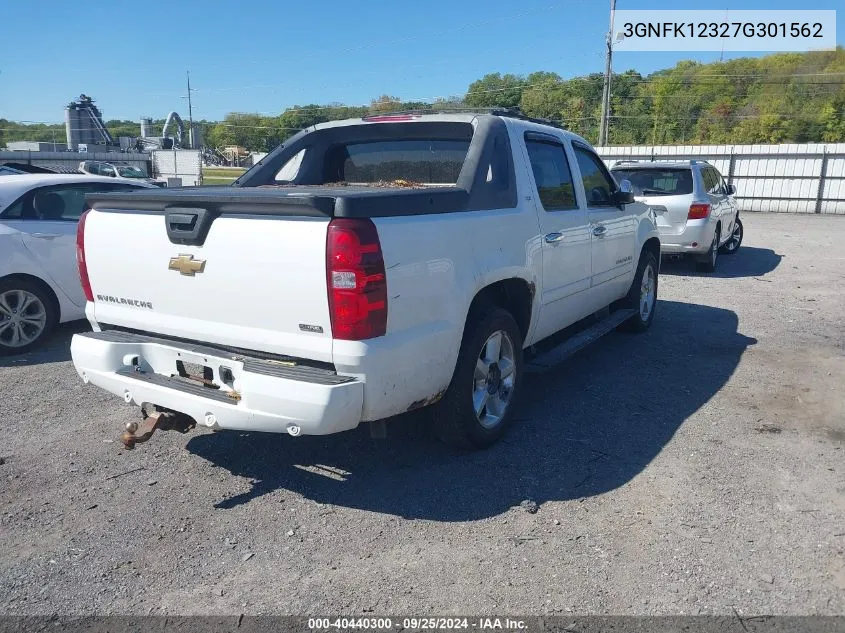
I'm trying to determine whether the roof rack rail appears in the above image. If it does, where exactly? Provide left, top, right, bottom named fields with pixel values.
left=361, top=106, right=571, bottom=131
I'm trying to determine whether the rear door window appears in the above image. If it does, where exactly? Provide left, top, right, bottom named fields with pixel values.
left=525, top=138, right=577, bottom=211
left=15, top=183, right=148, bottom=222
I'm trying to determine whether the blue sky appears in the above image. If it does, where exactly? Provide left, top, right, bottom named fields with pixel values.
left=0, top=0, right=841, bottom=123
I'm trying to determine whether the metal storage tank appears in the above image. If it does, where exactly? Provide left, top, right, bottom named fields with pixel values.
left=65, top=107, right=79, bottom=150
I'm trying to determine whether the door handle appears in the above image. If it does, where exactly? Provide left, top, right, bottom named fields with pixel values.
left=544, top=232, right=565, bottom=244
left=592, top=225, right=607, bottom=237
left=31, top=232, right=60, bottom=239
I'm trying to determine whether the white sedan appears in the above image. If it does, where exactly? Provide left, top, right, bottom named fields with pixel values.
left=0, top=174, right=154, bottom=355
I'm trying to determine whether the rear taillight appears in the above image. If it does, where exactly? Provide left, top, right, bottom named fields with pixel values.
left=688, top=203, right=711, bottom=220
left=76, top=210, right=93, bottom=302
left=326, top=218, right=387, bottom=340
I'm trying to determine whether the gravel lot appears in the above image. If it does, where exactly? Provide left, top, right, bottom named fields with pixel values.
left=0, top=213, right=843, bottom=616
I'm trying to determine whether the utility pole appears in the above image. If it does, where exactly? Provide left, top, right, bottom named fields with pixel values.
left=598, top=0, right=616, bottom=147
left=186, top=70, right=195, bottom=149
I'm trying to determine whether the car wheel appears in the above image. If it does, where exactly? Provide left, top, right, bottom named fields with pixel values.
left=696, top=229, right=719, bottom=273
left=0, top=279, right=57, bottom=356
left=619, top=250, right=658, bottom=333
left=433, top=308, right=523, bottom=449
left=720, top=218, right=743, bottom=255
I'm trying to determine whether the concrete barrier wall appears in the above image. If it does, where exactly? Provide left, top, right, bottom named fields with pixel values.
left=0, top=150, right=149, bottom=175
left=596, top=143, right=845, bottom=215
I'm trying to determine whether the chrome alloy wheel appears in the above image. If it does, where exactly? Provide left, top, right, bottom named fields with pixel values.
left=472, top=330, right=516, bottom=429
left=0, top=289, right=48, bottom=349
left=724, top=221, right=742, bottom=252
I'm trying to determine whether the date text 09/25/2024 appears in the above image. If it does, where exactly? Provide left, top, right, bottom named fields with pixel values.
left=307, top=618, right=528, bottom=631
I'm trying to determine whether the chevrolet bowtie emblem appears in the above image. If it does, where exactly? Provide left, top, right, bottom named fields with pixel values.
left=168, top=254, right=206, bottom=276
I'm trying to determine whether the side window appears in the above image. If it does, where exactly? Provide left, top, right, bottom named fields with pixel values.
left=573, top=145, right=616, bottom=207
left=714, top=170, right=727, bottom=194
left=0, top=194, right=29, bottom=219
left=30, top=183, right=146, bottom=222
left=32, top=186, right=86, bottom=221
left=524, top=139, right=577, bottom=211
left=104, top=184, right=148, bottom=193
left=701, top=168, right=713, bottom=194
left=274, top=148, right=306, bottom=183
left=705, top=168, right=721, bottom=195
left=698, top=168, right=709, bottom=192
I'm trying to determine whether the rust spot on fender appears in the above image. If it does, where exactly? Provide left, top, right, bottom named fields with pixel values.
left=406, top=390, right=446, bottom=412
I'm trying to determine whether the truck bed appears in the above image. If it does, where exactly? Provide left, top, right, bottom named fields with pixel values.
left=86, top=185, right=470, bottom=218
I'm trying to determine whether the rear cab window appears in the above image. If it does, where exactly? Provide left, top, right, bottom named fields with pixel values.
left=266, top=122, right=475, bottom=187
left=323, top=139, right=470, bottom=185
left=611, top=167, right=694, bottom=196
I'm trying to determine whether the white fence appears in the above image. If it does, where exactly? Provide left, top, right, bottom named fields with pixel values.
left=596, top=143, right=845, bottom=215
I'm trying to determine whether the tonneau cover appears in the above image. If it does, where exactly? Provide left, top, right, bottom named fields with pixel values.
left=86, top=185, right=471, bottom=218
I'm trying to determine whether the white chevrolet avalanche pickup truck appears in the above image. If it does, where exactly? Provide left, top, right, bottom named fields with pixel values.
left=71, top=111, right=661, bottom=449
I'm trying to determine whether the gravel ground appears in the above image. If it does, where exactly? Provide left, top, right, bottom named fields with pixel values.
left=0, top=213, right=843, bottom=616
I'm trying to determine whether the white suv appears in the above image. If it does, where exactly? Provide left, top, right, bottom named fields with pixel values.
left=610, top=160, right=742, bottom=272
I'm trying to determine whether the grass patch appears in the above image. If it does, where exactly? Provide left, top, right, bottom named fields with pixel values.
left=203, top=167, right=247, bottom=178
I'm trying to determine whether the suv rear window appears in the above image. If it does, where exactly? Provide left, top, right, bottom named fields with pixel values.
left=324, top=139, right=470, bottom=185
left=611, top=168, right=693, bottom=196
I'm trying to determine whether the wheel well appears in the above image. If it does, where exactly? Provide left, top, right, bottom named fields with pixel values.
left=642, top=237, right=660, bottom=263
left=467, top=278, right=533, bottom=341
left=0, top=273, right=61, bottom=321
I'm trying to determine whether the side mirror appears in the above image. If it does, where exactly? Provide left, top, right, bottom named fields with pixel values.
left=613, top=180, right=635, bottom=205
left=726, top=184, right=736, bottom=195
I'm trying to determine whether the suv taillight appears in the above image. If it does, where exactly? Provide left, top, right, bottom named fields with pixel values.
left=688, top=203, right=711, bottom=220
left=76, top=210, right=94, bottom=302
left=326, top=218, right=387, bottom=340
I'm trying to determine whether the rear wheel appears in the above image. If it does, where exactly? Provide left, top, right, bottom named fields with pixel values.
left=720, top=218, right=743, bottom=255
left=433, top=308, right=523, bottom=449
left=696, top=228, right=720, bottom=273
left=619, top=250, right=658, bottom=333
left=0, top=279, right=57, bottom=356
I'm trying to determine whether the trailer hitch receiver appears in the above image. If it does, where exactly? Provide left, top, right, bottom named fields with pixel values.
left=120, top=408, right=197, bottom=449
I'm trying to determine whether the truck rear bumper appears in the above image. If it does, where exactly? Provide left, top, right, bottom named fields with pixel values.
left=70, top=330, right=363, bottom=435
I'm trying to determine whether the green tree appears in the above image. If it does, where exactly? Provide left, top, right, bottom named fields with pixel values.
left=465, top=73, right=525, bottom=108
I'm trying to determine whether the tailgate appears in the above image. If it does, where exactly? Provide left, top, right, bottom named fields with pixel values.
left=83, top=208, right=333, bottom=363
left=637, top=194, right=690, bottom=236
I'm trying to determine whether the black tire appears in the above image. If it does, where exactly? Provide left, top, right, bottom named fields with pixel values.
left=696, top=228, right=720, bottom=273
left=0, top=278, right=58, bottom=356
left=720, top=218, right=743, bottom=255
left=619, top=250, right=659, bottom=333
left=432, top=308, right=523, bottom=449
